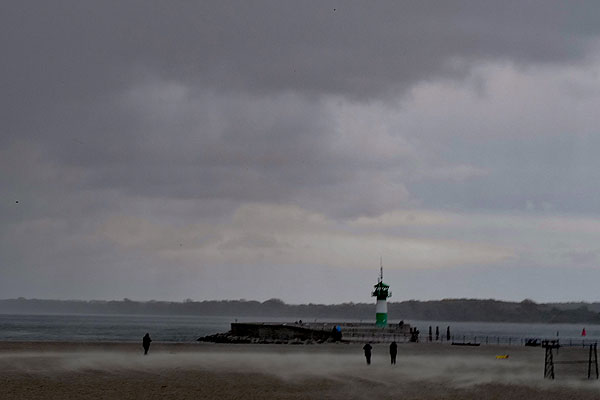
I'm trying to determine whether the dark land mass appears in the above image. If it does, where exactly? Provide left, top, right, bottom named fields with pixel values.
left=1, top=297, right=600, bottom=324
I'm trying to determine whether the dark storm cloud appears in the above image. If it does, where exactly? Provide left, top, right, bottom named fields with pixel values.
left=3, top=0, right=600, bottom=213
left=3, top=1, right=600, bottom=301
left=3, top=1, right=600, bottom=113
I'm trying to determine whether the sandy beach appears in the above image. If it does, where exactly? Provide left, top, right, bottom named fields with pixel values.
left=1, top=341, right=599, bottom=399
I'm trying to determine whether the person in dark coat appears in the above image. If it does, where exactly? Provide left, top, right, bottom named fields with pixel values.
left=363, top=343, right=372, bottom=365
left=142, top=333, right=152, bottom=355
left=331, top=326, right=342, bottom=342
left=389, top=341, right=397, bottom=364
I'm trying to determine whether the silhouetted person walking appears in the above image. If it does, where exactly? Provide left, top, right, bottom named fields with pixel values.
left=363, top=343, right=372, bottom=365
left=446, top=326, right=451, bottom=341
left=389, top=341, right=397, bottom=364
left=435, top=326, right=439, bottom=341
left=142, top=333, right=152, bottom=355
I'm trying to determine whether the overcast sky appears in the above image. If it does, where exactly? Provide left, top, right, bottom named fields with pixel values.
left=3, top=1, right=600, bottom=304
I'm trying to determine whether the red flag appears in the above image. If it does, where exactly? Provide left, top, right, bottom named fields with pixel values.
left=582, top=328, right=587, bottom=337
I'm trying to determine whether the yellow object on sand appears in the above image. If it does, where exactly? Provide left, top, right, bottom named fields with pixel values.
left=496, top=355, right=509, bottom=359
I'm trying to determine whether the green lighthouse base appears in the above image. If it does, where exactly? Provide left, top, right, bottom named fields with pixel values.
left=376, top=313, right=387, bottom=327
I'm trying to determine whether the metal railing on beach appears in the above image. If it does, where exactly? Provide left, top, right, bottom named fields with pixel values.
left=338, top=331, right=599, bottom=346
left=436, top=335, right=597, bottom=347
left=284, top=321, right=598, bottom=346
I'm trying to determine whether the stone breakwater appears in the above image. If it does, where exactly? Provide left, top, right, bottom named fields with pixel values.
left=198, top=322, right=412, bottom=344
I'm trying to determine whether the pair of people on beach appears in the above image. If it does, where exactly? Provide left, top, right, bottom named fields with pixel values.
left=363, top=341, right=397, bottom=365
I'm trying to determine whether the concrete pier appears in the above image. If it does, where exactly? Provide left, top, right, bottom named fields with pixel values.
left=217, top=322, right=412, bottom=343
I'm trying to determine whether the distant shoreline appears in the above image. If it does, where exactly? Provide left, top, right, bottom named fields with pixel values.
left=2, top=298, right=600, bottom=324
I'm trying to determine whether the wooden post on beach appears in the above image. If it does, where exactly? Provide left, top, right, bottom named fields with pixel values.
left=595, top=344, right=599, bottom=379
left=588, top=344, right=593, bottom=379
left=588, top=343, right=599, bottom=379
left=544, top=346, right=555, bottom=379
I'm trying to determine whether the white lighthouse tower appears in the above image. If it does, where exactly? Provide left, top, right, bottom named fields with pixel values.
left=371, top=260, right=391, bottom=327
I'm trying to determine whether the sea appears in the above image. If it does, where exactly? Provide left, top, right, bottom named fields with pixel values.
left=0, top=314, right=599, bottom=343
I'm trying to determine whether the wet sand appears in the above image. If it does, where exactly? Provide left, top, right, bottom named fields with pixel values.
left=1, top=341, right=599, bottom=399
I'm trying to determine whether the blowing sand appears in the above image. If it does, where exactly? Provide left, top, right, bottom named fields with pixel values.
left=1, top=341, right=599, bottom=399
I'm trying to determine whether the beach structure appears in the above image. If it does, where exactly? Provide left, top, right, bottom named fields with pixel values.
left=198, top=264, right=411, bottom=344
left=543, top=340, right=599, bottom=380
left=372, top=264, right=391, bottom=327
left=200, top=321, right=411, bottom=344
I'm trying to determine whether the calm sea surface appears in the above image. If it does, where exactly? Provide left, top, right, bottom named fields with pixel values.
left=0, top=314, right=599, bottom=343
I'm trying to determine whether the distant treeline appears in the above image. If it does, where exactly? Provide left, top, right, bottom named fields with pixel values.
left=1, top=297, right=600, bottom=324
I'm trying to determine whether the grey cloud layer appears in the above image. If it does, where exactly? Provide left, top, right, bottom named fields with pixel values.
left=3, top=1, right=600, bottom=301
left=4, top=0, right=600, bottom=118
